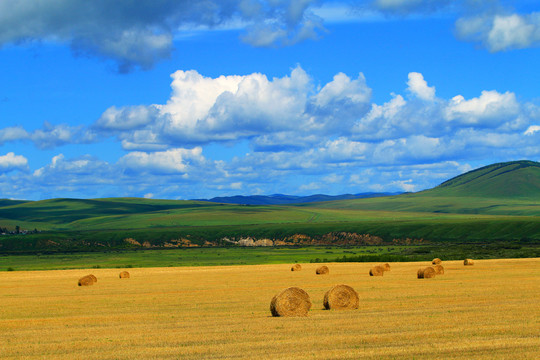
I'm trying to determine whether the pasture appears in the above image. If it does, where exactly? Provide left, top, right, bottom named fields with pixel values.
left=1, top=258, right=539, bottom=359
left=2, top=195, right=540, bottom=255
left=3, top=243, right=539, bottom=271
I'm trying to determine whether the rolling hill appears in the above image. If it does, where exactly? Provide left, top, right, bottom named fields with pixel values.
left=313, top=160, right=540, bottom=215
left=0, top=160, right=539, bottom=253
left=427, top=160, right=540, bottom=198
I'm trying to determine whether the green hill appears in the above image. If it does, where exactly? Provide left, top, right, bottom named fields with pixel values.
left=0, top=199, right=30, bottom=207
left=0, top=160, right=539, bottom=253
left=427, top=160, right=540, bottom=199
left=2, top=160, right=538, bottom=229
left=311, top=160, right=540, bottom=216
left=0, top=197, right=222, bottom=230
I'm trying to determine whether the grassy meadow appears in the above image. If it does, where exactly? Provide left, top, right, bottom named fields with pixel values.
left=3, top=213, right=540, bottom=254
left=2, top=243, right=540, bottom=271
left=1, top=258, right=539, bottom=359
left=1, top=162, right=540, bottom=254
left=1, top=186, right=540, bottom=254
left=1, top=246, right=389, bottom=271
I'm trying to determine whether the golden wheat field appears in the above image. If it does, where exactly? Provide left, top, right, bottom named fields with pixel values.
left=1, top=259, right=539, bottom=359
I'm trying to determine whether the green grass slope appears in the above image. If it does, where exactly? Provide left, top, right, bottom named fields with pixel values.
left=0, top=161, right=539, bottom=253
left=309, top=193, right=540, bottom=216
left=2, top=160, right=538, bottom=231
left=0, top=198, right=220, bottom=230
left=0, top=196, right=446, bottom=231
left=313, top=160, right=540, bottom=215
left=0, top=199, right=30, bottom=207
left=1, top=161, right=539, bottom=230
left=427, top=160, right=540, bottom=198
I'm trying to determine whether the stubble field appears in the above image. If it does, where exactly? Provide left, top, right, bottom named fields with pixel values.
left=1, top=258, right=539, bottom=359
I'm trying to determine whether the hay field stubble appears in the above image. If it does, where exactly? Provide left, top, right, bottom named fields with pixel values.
left=1, top=259, right=539, bottom=359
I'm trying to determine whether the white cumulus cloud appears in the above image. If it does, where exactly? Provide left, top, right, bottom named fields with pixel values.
left=118, top=147, right=205, bottom=175
left=0, top=152, right=28, bottom=173
left=445, top=90, right=520, bottom=126
left=0, top=122, right=92, bottom=149
left=33, top=154, right=110, bottom=178
left=525, top=125, right=540, bottom=135
left=407, top=72, right=435, bottom=101
left=456, top=12, right=540, bottom=52
left=94, top=66, right=372, bottom=149
left=94, top=106, right=159, bottom=131
left=0, top=126, right=29, bottom=144
left=2, top=68, right=540, bottom=200
left=309, top=72, right=372, bottom=132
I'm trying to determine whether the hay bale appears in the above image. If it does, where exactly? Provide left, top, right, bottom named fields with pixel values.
left=432, top=258, right=442, bottom=265
left=369, top=265, right=384, bottom=276
left=119, top=271, right=130, bottom=279
left=464, top=259, right=474, bottom=266
left=323, top=285, right=359, bottom=310
left=423, top=267, right=436, bottom=278
left=78, top=275, right=95, bottom=286
left=270, top=287, right=311, bottom=317
left=417, top=267, right=436, bottom=279
left=316, top=265, right=329, bottom=275
left=87, top=274, right=97, bottom=283
left=291, top=264, right=302, bottom=271
left=381, top=263, right=391, bottom=271
left=433, top=264, right=444, bottom=275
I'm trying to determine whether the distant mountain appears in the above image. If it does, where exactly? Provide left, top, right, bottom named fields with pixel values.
left=197, top=192, right=401, bottom=205
left=426, top=160, right=540, bottom=198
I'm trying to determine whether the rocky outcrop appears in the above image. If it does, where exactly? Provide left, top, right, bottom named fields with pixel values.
left=126, top=233, right=424, bottom=248
left=225, top=232, right=389, bottom=247
left=254, top=239, right=273, bottom=246
left=124, top=238, right=141, bottom=246
left=237, top=238, right=255, bottom=246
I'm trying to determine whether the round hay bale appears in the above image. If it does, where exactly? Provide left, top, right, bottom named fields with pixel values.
left=432, top=258, right=442, bottom=265
left=382, top=263, right=391, bottom=271
left=369, top=265, right=384, bottom=276
left=88, top=274, right=97, bottom=283
left=291, top=264, right=302, bottom=271
left=433, top=264, right=444, bottom=275
left=423, top=267, right=436, bottom=278
left=323, top=285, right=359, bottom=310
left=316, top=265, right=329, bottom=275
left=270, top=287, right=311, bottom=317
left=78, top=275, right=95, bottom=286
left=119, top=271, right=130, bottom=279
left=464, top=259, right=474, bottom=266
left=417, top=267, right=436, bottom=279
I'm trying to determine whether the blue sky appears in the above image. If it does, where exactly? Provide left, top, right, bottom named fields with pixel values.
left=1, top=0, right=540, bottom=200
